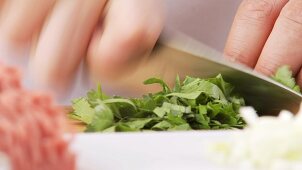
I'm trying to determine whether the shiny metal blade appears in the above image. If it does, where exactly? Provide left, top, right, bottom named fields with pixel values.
left=104, top=31, right=302, bottom=115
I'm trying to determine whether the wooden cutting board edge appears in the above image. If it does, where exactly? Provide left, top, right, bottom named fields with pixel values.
left=63, top=106, right=86, bottom=133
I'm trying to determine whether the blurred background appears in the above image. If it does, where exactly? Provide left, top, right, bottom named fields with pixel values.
left=165, top=0, right=241, bottom=51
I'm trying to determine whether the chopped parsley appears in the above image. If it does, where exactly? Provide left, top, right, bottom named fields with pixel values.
left=69, top=74, right=245, bottom=132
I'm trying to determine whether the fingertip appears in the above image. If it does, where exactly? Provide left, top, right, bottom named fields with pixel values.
left=0, top=0, right=55, bottom=45
left=87, top=26, right=154, bottom=81
left=254, top=63, right=277, bottom=76
left=30, top=0, right=106, bottom=93
left=296, top=70, right=302, bottom=89
left=223, top=46, right=257, bottom=68
left=87, top=0, right=163, bottom=81
left=254, top=57, right=299, bottom=78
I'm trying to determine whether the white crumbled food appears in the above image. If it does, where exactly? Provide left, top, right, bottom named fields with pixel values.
left=0, top=152, right=10, bottom=170
left=210, top=105, right=302, bottom=170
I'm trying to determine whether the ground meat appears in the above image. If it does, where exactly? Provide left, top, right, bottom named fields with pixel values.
left=0, top=63, right=75, bottom=170
left=0, top=63, right=21, bottom=92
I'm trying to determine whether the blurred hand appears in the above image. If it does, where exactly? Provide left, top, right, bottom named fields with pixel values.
left=224, top=0, right=302, bottom=86
left=0, top=0, right=163, bottom=90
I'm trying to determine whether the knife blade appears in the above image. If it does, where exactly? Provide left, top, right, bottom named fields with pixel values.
left=102, top=30, right=302, bottom=115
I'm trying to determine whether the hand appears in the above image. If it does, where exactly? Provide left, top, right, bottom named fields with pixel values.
left=0, top=0, right=163, bottom=90
left=224, top=0, right=302, bottom=86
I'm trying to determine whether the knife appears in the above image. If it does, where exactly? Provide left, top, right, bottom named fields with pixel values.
left=101, top=30, right=302, bottom=115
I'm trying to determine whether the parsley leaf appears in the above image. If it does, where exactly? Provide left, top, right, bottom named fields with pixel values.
left=70, top=98, right=95, bottom=124
left=272, top=65, right=300, bottom=93
left=85, top=101, right=114, bottom=132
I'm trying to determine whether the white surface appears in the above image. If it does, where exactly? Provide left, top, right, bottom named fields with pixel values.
left=71, top=131, right=239, bottom=170
left=0, top=152, right=10, bottom=170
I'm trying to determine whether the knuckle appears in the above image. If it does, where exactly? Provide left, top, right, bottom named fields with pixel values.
left=255, top=66, right=275, bottom=76
left=118, top=11, right=163, bottom=48
left=122, top=26, right=149, bottom=46
left=224, top=48, right=255, bottom=67
left=240, top=0, right=275, bottom=21
left=121, top=20, right=162, bottom=49
left=280, top=0, right=302, bottom=26
left=255, top=55, right=284, bottom=76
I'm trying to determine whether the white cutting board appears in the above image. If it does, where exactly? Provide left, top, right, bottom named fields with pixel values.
left=71, top=131, right=239, bottom=170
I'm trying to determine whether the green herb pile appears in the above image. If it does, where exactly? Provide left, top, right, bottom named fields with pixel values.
left=69, top=74, right=245, bottom=132
left=272, top=65, right=301, bottom=93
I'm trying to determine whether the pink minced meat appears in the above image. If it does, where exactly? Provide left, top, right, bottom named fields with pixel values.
left=0, top=63, right=75, bottom=170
